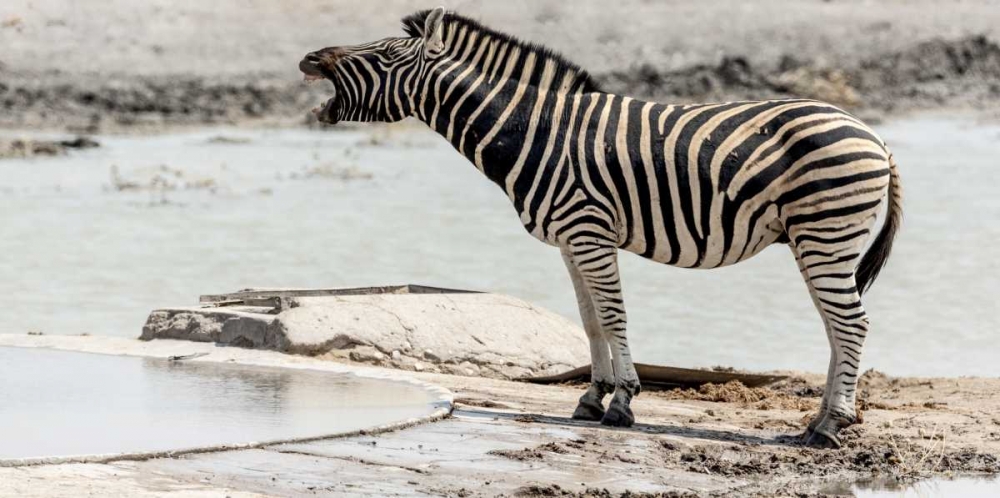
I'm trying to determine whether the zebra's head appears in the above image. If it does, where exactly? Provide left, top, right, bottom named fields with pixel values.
left=299, top=7, right=447, bottom=125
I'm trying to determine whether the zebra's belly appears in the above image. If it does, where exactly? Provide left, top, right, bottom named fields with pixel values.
left=528, top=188, right=787, bottom=268
left=618, top=196, right=787, bottom=270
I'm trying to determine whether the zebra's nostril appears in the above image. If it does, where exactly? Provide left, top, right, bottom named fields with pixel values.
left=306, top=54, right=322, bottom=64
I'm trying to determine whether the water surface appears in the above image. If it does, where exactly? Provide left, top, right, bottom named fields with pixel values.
left=852, top=476, right=1000, bottom=497
left=0, top=115, right=997, bottom=377
left=0, top=347, right=435, bottom=460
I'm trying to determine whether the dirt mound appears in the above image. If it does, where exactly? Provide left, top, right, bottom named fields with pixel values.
left=488, top=442, right=568, bottom=461
left=858, top=369, right=894, bottom=391
left=770, top=376, right=825, bottom=398
left=657, top=380, right=816, bottom=411
left=514, top=484, right=696, bottom=498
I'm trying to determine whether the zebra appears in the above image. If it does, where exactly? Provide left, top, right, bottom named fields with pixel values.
left=299, top=7, right=903, bottom=448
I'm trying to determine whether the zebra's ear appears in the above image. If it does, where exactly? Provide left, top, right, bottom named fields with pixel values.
left=423, top=6, right=446, bottom=57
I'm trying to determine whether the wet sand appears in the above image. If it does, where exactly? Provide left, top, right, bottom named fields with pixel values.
left=1, top=335, right=997, bottom=497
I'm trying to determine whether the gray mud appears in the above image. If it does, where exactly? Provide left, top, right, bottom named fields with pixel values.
left=0, top=135, right=98, bottom=158
left=602, top=35, right=1000, bottom=116
left=4, top=36, right=999, bottom=131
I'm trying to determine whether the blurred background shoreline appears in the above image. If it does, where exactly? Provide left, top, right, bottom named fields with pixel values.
left=2, top=0, right=1000, bottom=132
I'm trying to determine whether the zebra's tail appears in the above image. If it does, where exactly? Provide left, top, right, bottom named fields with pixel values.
left=856, top=152, right=903, bottom=295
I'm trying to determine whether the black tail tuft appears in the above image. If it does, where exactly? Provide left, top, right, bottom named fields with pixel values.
left=856, top=153, right=903, bottom=294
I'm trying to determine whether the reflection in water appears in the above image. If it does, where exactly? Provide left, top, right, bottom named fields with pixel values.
left=852, top=476, right=1000, bottom=497
left=0, top=347, right=434, bottom=460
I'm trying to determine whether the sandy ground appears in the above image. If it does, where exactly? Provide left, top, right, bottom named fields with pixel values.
left=1, top=335, right=997, bottom=497
left=2, top=1, right=1000, bottom=130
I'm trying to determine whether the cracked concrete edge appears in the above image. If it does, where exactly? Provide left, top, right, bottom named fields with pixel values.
left=0, top=333, right=454, bottom=469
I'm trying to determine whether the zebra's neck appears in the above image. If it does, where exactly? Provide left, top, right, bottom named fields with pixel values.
left=414, top=50, right=592, bottom=203
left=408, top=17, right=598, bottom=192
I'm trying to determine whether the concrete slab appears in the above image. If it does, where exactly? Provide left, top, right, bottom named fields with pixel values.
left=141, top=287, right=590, bottom=380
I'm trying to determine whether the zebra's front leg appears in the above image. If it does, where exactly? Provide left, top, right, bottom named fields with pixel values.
left=562, top=249, right=615, bottom=421
left=564, top=242, right=640, bottom=427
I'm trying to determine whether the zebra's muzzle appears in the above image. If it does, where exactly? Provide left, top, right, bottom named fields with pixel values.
left=299, top=53, right=328, bottom=81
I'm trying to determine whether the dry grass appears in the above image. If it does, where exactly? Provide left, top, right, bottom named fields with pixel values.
left=886, top=421, right=949, bottom=477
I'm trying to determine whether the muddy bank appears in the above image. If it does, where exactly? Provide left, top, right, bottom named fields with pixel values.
left=0, top=135, right=98, bottom=158
left=3, top=35, right=1000, bottom=132
left=602, top=35, right=1000, bottom=116
left=0, top=72, right=329, bottom=132
left=423, top=368, right=1000, bottom=497
left=2, top=334, right=998, bottom=497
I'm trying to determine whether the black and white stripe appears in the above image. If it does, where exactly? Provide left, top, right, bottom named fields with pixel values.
left=300, top=8, right=903, bottom=448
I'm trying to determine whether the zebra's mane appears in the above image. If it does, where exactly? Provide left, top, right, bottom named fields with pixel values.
left=401, top=10, right=602, bottom=93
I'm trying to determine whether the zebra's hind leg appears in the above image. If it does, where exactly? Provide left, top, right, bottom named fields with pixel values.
left=562, top=250, right=614, bottom=421
left=789, top=221, right=877, bottom=448
left=791, top=249, right=835, bottom=436
left=564, top=242, right=640, bottom=427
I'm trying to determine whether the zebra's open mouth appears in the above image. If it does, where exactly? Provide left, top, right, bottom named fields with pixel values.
left=312, top=95, right=340, bottom=125
left=299, top=53, right=340, bottom=124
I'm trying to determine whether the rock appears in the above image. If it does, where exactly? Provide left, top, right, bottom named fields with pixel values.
left=443, top=361, right=482, bottom=377
left=348, top=345, right=386, bottom=364
left=140, top=288, right=589, bottom=380
left=458, top=361, right=480, bottom=376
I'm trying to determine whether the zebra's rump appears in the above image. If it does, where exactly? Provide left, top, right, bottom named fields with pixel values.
left=565, top=98, right=892, bottom=269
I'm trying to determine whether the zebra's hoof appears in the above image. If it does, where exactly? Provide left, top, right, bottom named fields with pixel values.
left=600, top=404, right=634, bottom=427
left=807, top=415, right=822, bottom=432
left=572, top=401, right=605, bottom=421
left=803, top=428, right=841, bottom=449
